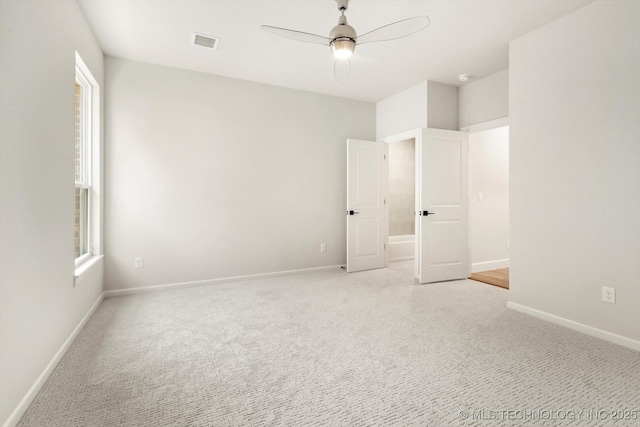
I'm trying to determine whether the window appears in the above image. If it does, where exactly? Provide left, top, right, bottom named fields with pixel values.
left=74, top=81, right=89, bottom=259
left=75, top=53, right=100, bottom=268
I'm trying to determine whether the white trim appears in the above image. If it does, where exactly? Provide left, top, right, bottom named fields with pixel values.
left=74, top=51, right=102, bottom=263
left=104, top=265, right=344, bottom=298
left=389, top=256, right=415, bottom=263
left=460, top=117, right=509, bottom=133
left=74, top=251, right=92, bottom=268
left=381, top=128, right=421, bottom=144
left=507, top=302, right=640, bottom=352
left=471, top=259, right=510, bottom=273
left=2, top=293, right=104, bottom=427
left=74, top=255, right=104, bottom=287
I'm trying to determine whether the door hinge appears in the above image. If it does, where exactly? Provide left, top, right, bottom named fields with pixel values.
left=384, top=244, right=386, bottom=250
left=384, top=199, right=386, bottom=205
left=384, top=154, right=387, bottom=160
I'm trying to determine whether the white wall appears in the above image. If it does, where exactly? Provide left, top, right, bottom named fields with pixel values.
left=376, top=81, right=428, bottom=140
left=459, top=69, right=509, bottom=129
left=104, top=57, right=375, bottom=291
left=376, top=80, right=459, bottom=140
left=469, top=126, right=509, bottom=272
left=426, top=81, right=458, bottom=131
left=0, top=1, right=104, bottom=425
left=509, top=0, right=640, bottom=346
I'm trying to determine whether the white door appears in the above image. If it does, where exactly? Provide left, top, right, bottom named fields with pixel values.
left=346, top=139, right=386, bottom=273
left=417, top=128, right=469, bottom=283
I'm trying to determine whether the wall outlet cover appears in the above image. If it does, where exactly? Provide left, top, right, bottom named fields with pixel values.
left=602, top=286, right=615, bottom=304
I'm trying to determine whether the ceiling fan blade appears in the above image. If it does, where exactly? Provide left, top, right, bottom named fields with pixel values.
left=357, top=16, right=430, bottom=45
left=260, top=25, right=331, bottom=46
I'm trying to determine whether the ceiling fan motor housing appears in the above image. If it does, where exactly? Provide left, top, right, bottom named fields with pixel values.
left=330, top=18, right=356, bottom=41
left=330, top=12, right=357, bottom=59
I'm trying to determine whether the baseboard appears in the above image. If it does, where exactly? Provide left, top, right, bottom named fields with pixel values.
left=104, top=264, right=344, bottom=298
left=471, top=259, right=509, bottom=273
left=507, top=302, right=640, bottom=352
left=389, top=256, right=414, bottom=263
left=3, top=293, right=104, bottom=427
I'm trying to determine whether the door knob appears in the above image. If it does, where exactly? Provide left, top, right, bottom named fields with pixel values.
left=419, top=211, right=435, bottom=216
left=347, top=210, right=360, bottom=215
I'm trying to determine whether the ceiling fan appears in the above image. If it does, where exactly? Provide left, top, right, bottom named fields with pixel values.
left=261, top=0, right=429, bottom=77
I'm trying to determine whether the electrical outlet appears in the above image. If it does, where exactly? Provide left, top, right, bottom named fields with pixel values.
left=320, top=243, right=327, bottom=253
left=134, top=257, right=143, bottom=269
left=602, top=286, right=615, bottom=304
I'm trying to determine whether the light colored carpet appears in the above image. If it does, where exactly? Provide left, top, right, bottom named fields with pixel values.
left=18, top=262, right=640, bottom=426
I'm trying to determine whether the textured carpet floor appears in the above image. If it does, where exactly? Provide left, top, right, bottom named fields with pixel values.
left=18, top=262, right=640, bottom=426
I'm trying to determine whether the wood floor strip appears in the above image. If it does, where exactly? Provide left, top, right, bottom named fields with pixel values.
left=469, top=268, right=509, bottom=289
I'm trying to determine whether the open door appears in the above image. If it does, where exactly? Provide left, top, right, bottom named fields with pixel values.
left=417, top=128, right=469, bottom=283
left=346, top=139, right=386, bottom=273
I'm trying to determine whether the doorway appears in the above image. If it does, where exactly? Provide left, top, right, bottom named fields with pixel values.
left=382, top=128, right=469, bottom=283
left=387, top=138, right=416, bottom=264
left=468, top=124, right=510, bottom=287
left=347, top=129, right=469, bottom=282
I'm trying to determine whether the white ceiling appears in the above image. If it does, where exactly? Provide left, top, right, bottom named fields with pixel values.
left=78, top=0, right=593, bottom=103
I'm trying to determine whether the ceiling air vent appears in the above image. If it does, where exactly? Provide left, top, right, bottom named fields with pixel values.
left=193, top=33, right=220, bottom=50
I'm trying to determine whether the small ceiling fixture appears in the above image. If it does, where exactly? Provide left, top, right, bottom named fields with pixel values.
left=193, top=33, right=220, bottom=50
left=261, top=0, right=430, bottom=79
left=458, top=74, right=472, bottom=82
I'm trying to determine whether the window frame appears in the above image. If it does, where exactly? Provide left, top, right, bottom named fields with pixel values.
left=74, top=52, right=101, bottom=272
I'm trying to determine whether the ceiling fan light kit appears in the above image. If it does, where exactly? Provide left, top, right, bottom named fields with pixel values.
left=331, top=39, right=355, bottom=59
left=261, top=0, right=430, bottom=73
